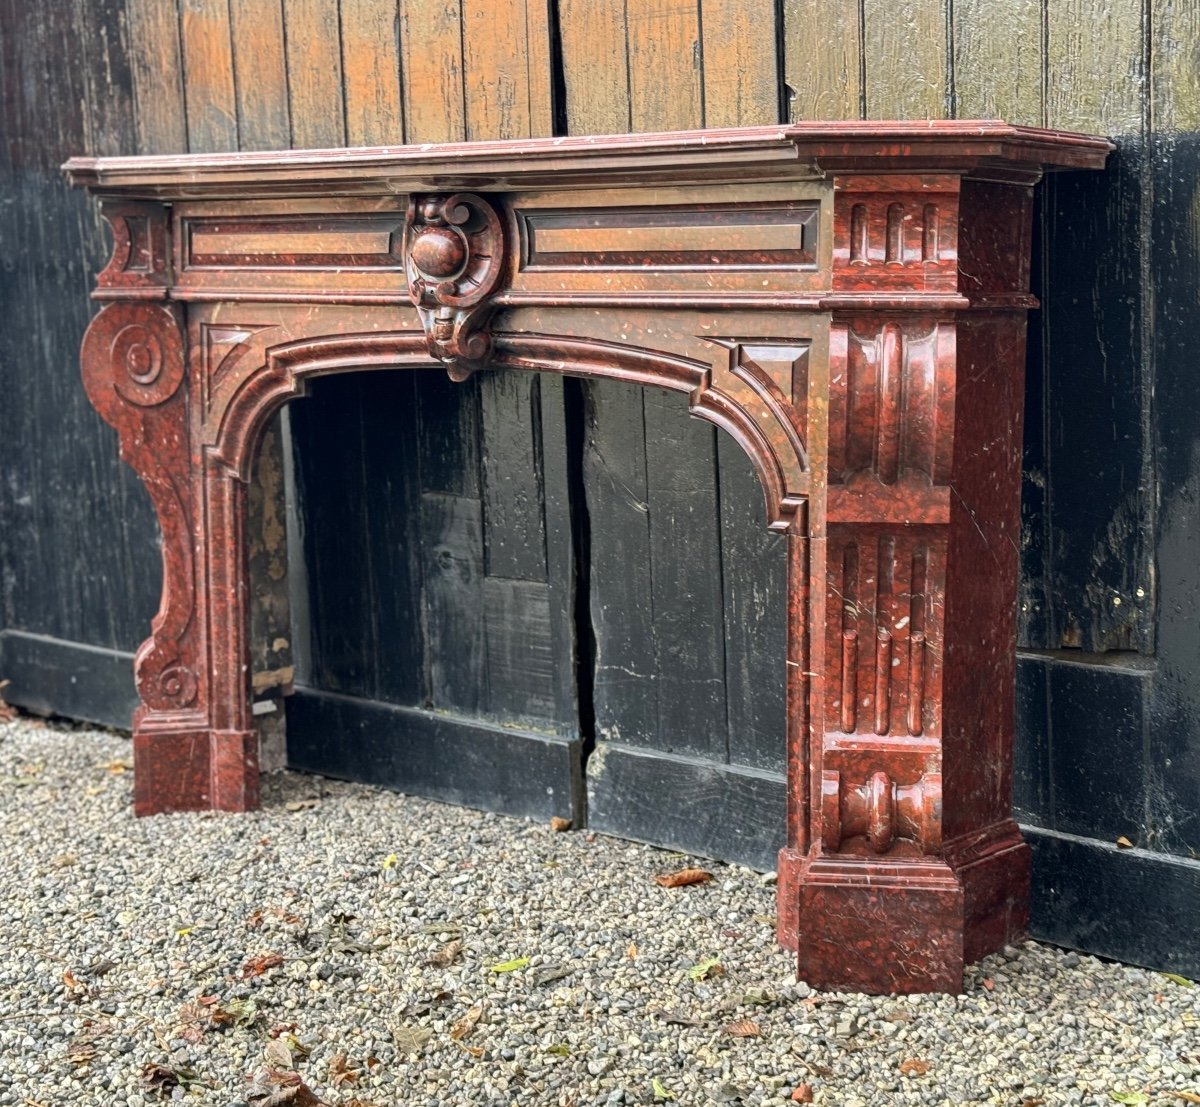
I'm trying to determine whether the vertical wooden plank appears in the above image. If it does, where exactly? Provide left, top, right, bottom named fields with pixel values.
left=462, top=0, right=553, bottom=139
left=556, top=0, right=630, bottom=133
left=283, top=0, right=345, bottom=148
left=626, top=0, right=703, bottom=132
left=1038, top=0, right=1151, bottom=651
left=359, top=371, right=425, bottom=706
left=179, top=0, right=239, bottom=152
left=699, top=0, right=779, bottom=128
left=481, top=374, right=548, bottom=583
left=862, top=0, right=949, bottom=119
left=423, top=493, right=486, bottom=712
left=288, top=377, right=382, bottom=699
left=77, top=0, right=137, bottom=157
left=584, top=383, right=659, bottom=748
left=229, top=0, right=289, bottom=149
left=1148, top=0, right=1200, bottom=858
left=1045, top=0, right=1144, bottom=134
left=952, top=0, right=1043, bottom=125
left=399, top=0, right=467, bottom=143
left=126, top=0, right=188, bottom=153
left=643, top=388, right=729, bottom=761
left=340, top=0, right=404, bottom=146
left=783, top=0, right=862, bottom=121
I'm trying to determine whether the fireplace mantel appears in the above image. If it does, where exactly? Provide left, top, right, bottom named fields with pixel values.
left=66, top=121, right=1111, bottom=994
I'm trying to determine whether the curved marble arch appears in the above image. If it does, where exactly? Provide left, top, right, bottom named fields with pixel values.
left=69, top=122, right=1113, bottom=995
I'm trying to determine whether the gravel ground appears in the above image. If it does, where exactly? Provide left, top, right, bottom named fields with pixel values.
left=0, top=716, right=1197, bottom=1107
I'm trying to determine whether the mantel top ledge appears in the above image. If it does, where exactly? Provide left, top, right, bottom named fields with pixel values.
left=63, top=120, right=1112, bottom=200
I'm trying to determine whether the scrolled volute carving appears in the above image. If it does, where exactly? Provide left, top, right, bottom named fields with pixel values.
left=405, top=193, right=507, bottom=381
left=81, top=302, right=186, bottom=413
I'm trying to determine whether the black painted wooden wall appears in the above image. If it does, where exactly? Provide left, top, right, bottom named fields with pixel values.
left=2, top=0, right=1199, bottom=978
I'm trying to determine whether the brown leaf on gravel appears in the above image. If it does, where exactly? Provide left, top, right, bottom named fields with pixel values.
left=654, top=868, right=713, bottom=888
left=791, top=1085, right=814, bottom=1103
left=140, top=1062, right=199, bottom=1093
left=241, top=952, right=284, bottom=979
left=721, top=1019, right=761, bottom=1038
left=1020, top=1098, right=1046, bottom=1107
left=247, top=1071, right=327, bottom=1107
left=426, top=939, right=463, bottom=968
left=246, top=909, right=266, bottom=930
left=400, top=991, right=453, bottom=1018
left=329, top=1053, right=359, bottom=1087
left=899, top=1058, right=931, bottom=1076
left=392, top=1025, right=433, bottom=1055
left=450, top=1004, right=484, bottom=1041
left=550, top=816, right=572, bottom=832
left=264, top=1039, right=293, bottom=1069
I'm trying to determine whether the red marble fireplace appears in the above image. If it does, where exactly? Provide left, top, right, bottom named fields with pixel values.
left=66, top=121, right=1110, bottom=993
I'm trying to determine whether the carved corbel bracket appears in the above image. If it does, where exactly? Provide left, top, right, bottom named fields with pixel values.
left=80, top=298, right=199, bottom=718
left=404, top=193, right=507, bottom=380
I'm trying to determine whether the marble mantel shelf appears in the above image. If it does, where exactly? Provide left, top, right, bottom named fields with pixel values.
left=65, top=120, right=1111, bottom=994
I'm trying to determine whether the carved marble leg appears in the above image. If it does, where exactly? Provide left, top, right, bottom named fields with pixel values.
left=81, top=299, right=258, bottom=814
left=777, top=313, right=1031, bottom=993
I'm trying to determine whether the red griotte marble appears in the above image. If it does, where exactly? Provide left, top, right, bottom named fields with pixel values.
left=65, top=121, right=1111, bottom=993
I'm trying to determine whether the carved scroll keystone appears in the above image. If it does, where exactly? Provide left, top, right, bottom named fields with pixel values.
left=404, top=193, right=507, bottom=381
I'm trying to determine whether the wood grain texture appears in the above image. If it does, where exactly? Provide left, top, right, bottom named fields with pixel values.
left=626, top=0, right=703, bottom=133
left=78, top=0, right=138, bottom=158
left=126, top=0, right=188, bottom=153
left=556, top=0, right=630, bottom=134
left=784, top=0, right=862, bottom=121
left=340, top=0, right=404, bottom=146
left=462, top=0, right=553, bottom=139
left=179, top=0, right=239, bottom=152
left=229, top=0, right=290, bottom=150
left=1046, top=0, right=1145, bottom=134
left=700, top=0, right=779, bottom=128
left=283, top=0, right=345, bottom=149
left=400, top=0, right=467, bottom=143
left=953, top=0, right=1044, bottom=125
left=862, top=0, right=949, bottom=119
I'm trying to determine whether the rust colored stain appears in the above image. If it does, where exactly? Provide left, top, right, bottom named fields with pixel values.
left=67, top=122, right=1110, bottom=994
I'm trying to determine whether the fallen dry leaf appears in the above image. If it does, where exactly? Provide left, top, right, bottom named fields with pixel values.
left=246, top=909, right=265, bottom=930
left=1021, top=1098, right=1047, bottom=1107
left=981, top=977, right=995, bottom=991
left=392, top=1025, right=433, bottom=1055
left=102, top=759, right=132, bottom=774
left=1116, top=836, right=1135, bottom=849
left=550, top=816, right=572, bottom=832
left=450, top=1004, right=484, bottom=1041
left=791, top=1085, right=814, bottom=1103
left=247, top=1071, right=326, bottom=1107
left=1174, top=1094, right=1200, bottom=1104
left=899, top=1058, right=931, bottom=1076
left=425, top=939, right=463, bottom=968
left=329, top=1053, right=359, bottom=1087
left=241, top=953, right=284, bottom=979
left=627, top=942, right=638, bottom=960
left=654, top=868, right=713, bottom=889
left=140, top=1062, right=200, bottom=1093
left=263, top=1039, right=293, bottom=1069
left=722, top=1019, right=761, bottom=1038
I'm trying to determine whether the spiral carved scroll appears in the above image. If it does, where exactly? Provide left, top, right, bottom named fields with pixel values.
left=404, top=193, right=507, bottom=380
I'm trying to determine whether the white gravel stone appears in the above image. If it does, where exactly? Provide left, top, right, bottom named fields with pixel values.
left=0, top=716, right=1197, bottom=1106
